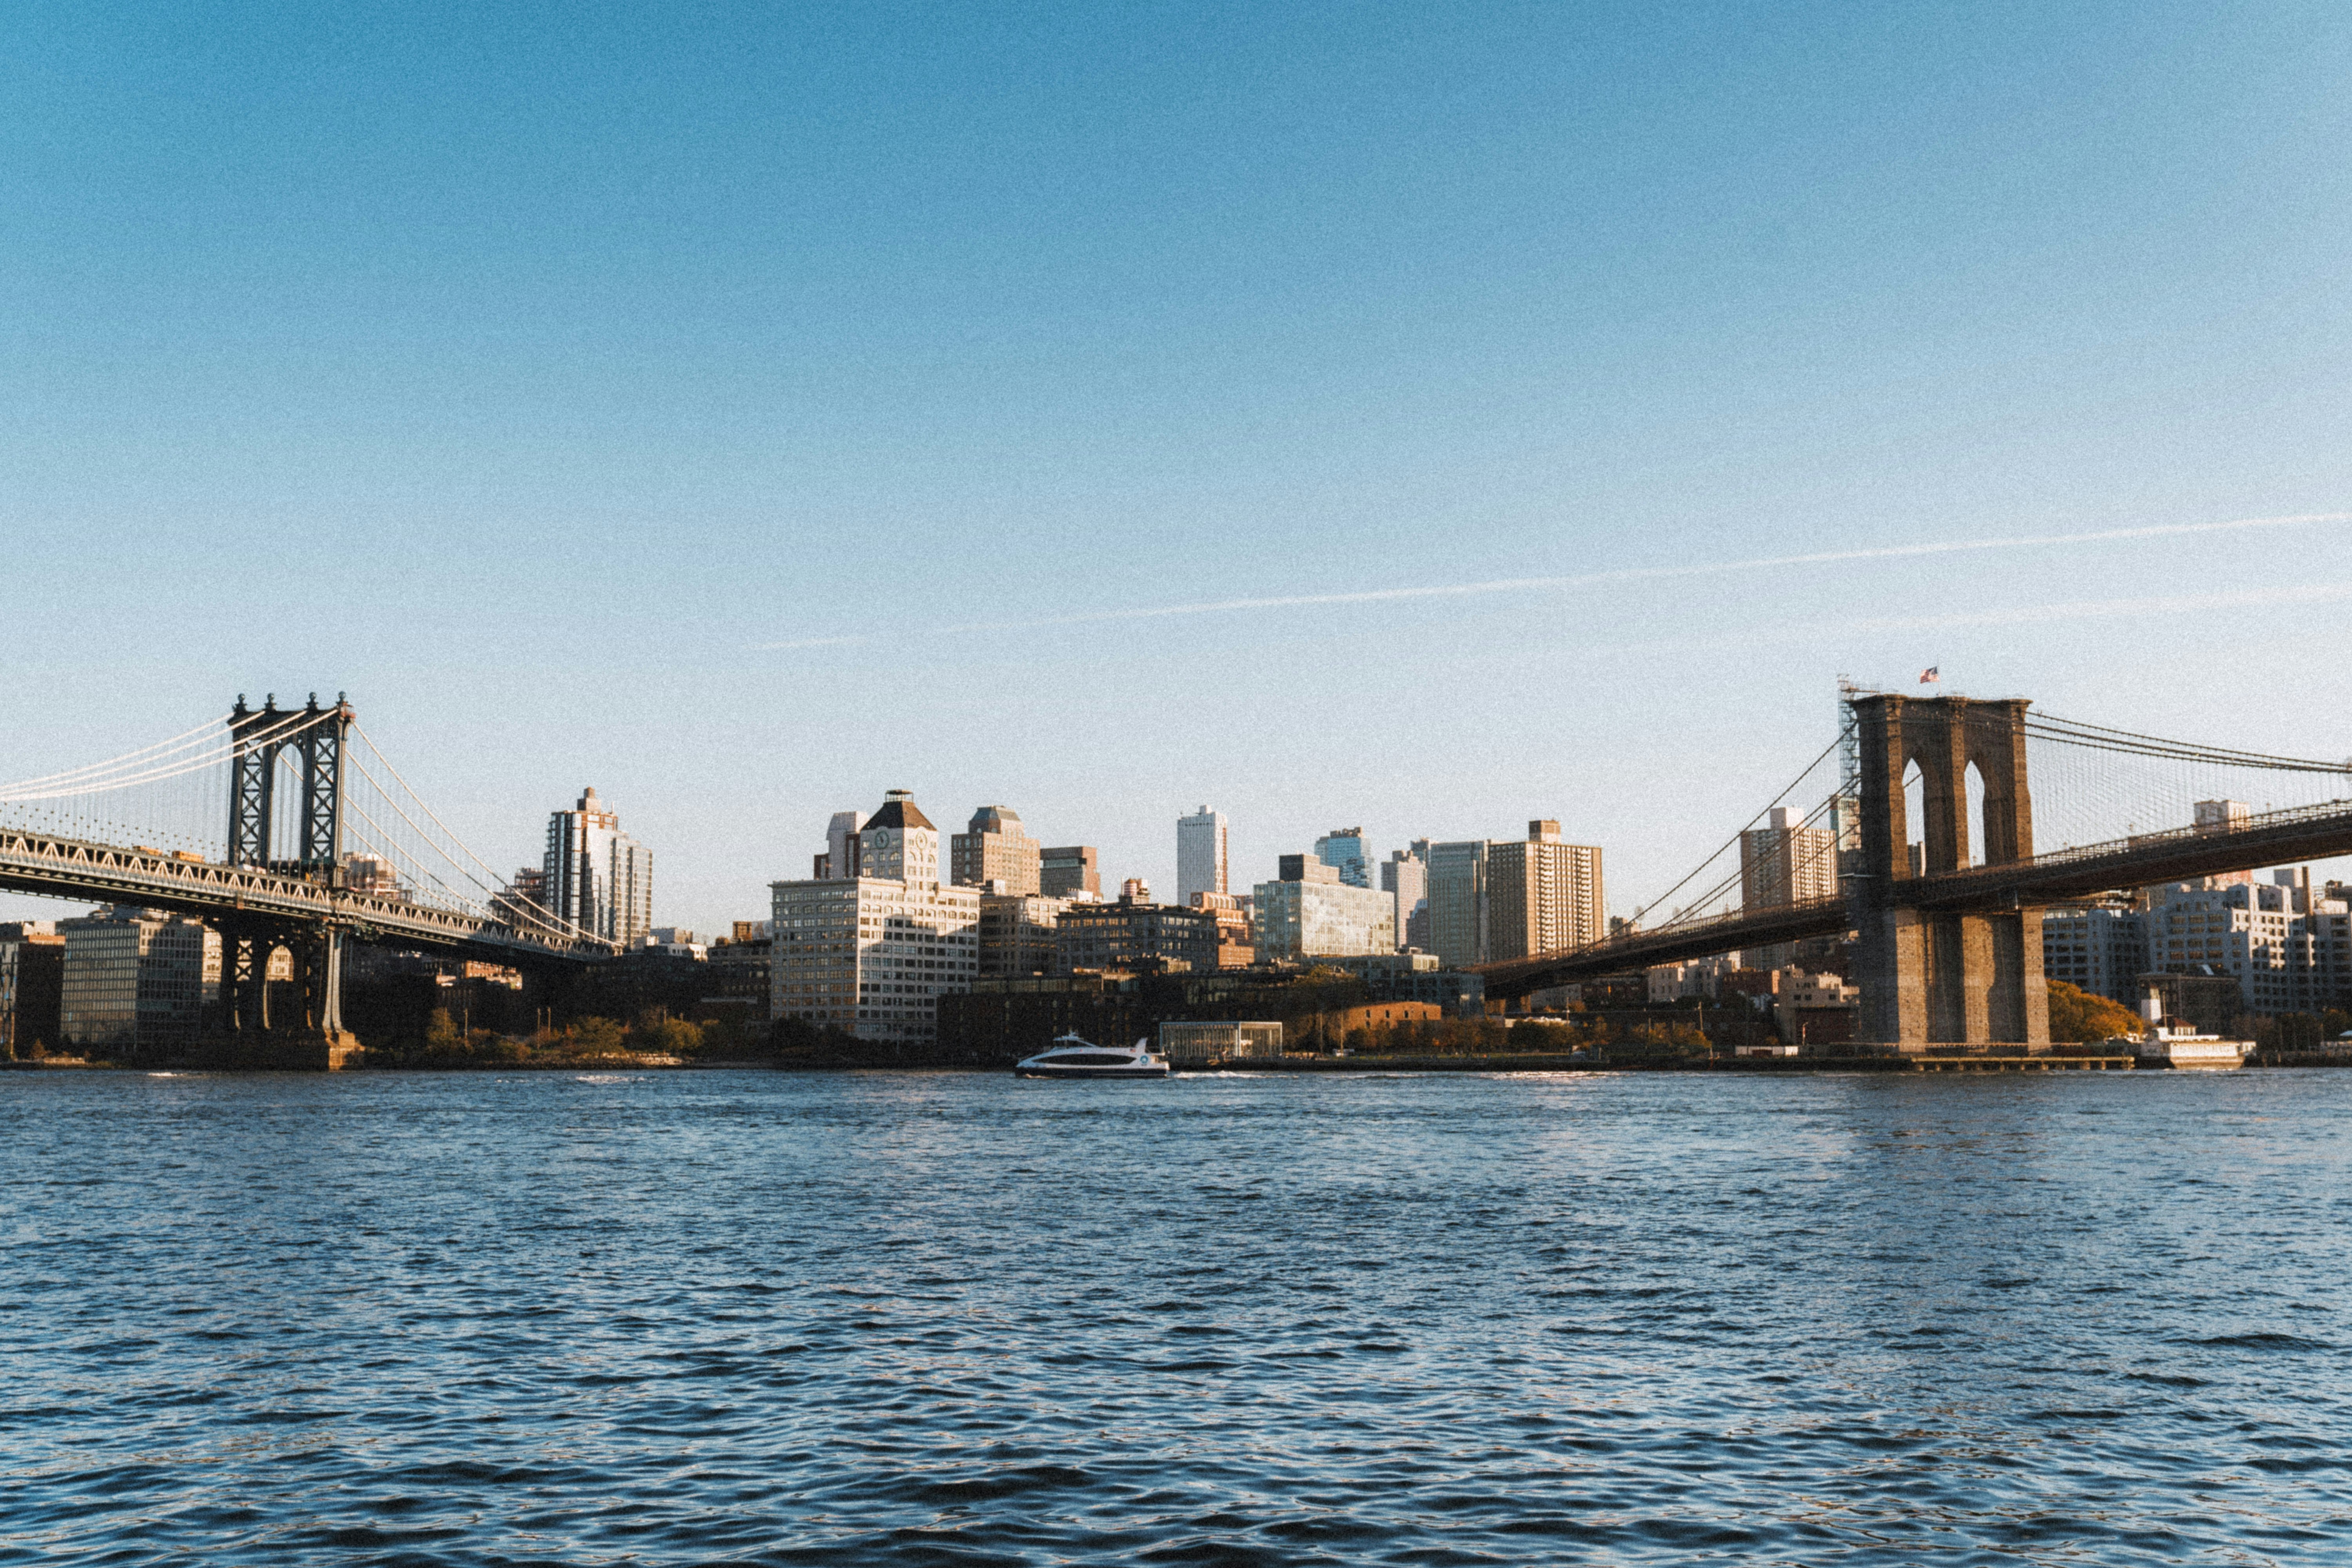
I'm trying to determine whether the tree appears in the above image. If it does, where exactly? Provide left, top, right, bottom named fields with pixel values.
left=1624, top=1020, right=1708, bottom=1056
left=2047, top=981, right=2143, bottom=1044
left=632, top=1014, right=704, bottom=1056
left=570, top=1016, right=626, bottom=1054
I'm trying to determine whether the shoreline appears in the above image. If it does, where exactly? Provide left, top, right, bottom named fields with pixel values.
left=10, top=1051, right=2348, bottom=1075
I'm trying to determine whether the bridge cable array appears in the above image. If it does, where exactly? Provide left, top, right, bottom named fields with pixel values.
left=0, top=709, right=615, bottom=952
left=1611, top=704, right=2352, bottom=960
left=341, top=724, right=612, bottom=949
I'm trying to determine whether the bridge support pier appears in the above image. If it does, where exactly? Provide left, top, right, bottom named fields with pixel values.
left=221, top=928, right=275, bottom=1033
left=1851, top=695, right=2049, bottom=1051
left=207, top=919, right=359, bottom=1068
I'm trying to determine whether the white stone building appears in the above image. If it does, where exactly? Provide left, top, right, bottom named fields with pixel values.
left=772, top=791, right=979, bottom=1045
left=2041, top=902, right=2147, bottom=1006
left=2144, top=871, right=2351, bottom=1018
left=1177, top=806, right=1229, bottom=906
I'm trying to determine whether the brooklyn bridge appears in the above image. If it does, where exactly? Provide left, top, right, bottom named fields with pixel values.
left=4, top=689, right=2350, bottom=1062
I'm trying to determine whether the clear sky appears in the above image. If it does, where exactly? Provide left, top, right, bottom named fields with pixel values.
left=4, top=1, right=2351, bottom=935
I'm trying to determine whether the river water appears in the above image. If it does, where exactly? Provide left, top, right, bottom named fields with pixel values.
left=3, top=1067, right=2348, bottom=1565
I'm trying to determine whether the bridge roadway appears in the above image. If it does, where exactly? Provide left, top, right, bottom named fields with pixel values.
left=1477, top=797, right=2352, bottom=1000
left=0, top=826, right=614, bottom=966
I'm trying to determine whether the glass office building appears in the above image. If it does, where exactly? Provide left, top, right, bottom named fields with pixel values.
left=59, top=910, right=216, bottom=1051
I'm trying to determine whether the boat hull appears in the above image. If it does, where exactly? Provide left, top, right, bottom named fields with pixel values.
left=1013, top=1063, right=1170, bottom=1079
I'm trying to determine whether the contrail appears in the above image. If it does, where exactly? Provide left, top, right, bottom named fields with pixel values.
left=1776, top=581, right=2352, bottom=641
left=751, top=510, right=2350, bottom=650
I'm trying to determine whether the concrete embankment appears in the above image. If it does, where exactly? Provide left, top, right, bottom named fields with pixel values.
left=1213, top=1052, right=1910, bottom=1073
left=1216, top=1052, right=2155, bottom=1073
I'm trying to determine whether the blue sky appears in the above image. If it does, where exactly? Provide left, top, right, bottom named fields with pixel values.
left=4, top=1, right=2351, bottom=934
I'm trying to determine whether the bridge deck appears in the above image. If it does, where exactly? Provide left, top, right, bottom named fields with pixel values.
left=1479, top=800, right=2352, bottom=998
left=0, top=828, right=612, bottom=965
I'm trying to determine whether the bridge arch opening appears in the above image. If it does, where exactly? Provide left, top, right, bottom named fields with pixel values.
left=1965, top=761, right=1987, bottom=868
left=1902, top=760, right=1925, bottom=875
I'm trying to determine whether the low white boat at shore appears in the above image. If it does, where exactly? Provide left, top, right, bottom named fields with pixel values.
left=2133, top=1026, right=2249, bottom=1070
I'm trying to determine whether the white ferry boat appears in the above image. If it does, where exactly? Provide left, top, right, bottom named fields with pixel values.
left=2132, top=1025, right=2249, bottom=1070
left=1013, top=1033, right=1170, bottom=1080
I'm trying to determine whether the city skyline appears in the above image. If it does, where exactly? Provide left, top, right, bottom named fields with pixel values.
left=6, top=682, right=2352, bottom=946
left=4, top=5, right=2350, bottom=940
left=10, top=9, right=2352, bottom=1561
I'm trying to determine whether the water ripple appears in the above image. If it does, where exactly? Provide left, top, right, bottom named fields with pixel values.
left=2, top=1069, right=2349, bottom=1563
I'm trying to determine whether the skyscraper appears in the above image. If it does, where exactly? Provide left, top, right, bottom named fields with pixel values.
left=1739, top=805, right=1836, bottom=969
left=1177, top=806, right=1229, bottom=905
left=1381, top=845, right=1429, bottom=953
left=544, top=787, right=653, bottom=947
left=952, top=805, right=1042, bottom=894
left=1314, top=827, right=1371, bottom=888
left=1426, top=822, right=1604, bottom=967
left=1425, top=840, right=1489, bottom=969
left=815, top=810, right=862, bottom=880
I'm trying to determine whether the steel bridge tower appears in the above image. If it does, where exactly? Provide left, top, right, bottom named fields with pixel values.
left=218, top=693, right=358, bottom=1057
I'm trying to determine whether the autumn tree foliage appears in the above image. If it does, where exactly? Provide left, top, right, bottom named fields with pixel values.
left=2046, top=980, right=2144, bottom=1043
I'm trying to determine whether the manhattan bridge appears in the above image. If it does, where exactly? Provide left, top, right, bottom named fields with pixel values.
left=0, top=695, right=616, bottom=1062
left=4, top=689, right=2352, bottom=1063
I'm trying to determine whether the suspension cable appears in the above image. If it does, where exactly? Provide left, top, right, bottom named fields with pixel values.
left=1632, top=734, right=1842, bottom=926
left=0, top=708, right=326, bottom=803
left=0, top=716, right=230, bottom=794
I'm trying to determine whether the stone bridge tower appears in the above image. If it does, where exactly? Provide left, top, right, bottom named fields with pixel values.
left=1849, top=694, right=2050, bottom=1049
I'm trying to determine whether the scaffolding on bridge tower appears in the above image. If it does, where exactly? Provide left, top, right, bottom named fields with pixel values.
left=1831, top=676, right=1863, bottom=871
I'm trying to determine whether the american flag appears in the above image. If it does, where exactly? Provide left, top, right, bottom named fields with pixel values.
left=1919, top=666, right=1940, bottom=684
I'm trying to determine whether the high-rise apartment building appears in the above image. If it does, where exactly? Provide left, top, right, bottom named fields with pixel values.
left=772, top=791, right=979, bottom=1045
left=2041, top=901, right=2147, bottom=1006
left=1177, top=806, right=1229, bottom=905
left=952, top=806, right=1042, bottom=894
left=1314, top=828, right=1371, bottom=888
left=2144, top=871, right=2351, bottom=1017
left=1253, top=856, right=1397, bottom=960
left=1381, top=846, right=1429, bottom=953
left=1426, top=840, right=1489, bottom=969
left=1041, top=846, right=1100, bottom=900
left=1740, top=805, right=1837, bottom=969
left=813, top=810, right=862, bottom=880
left=1426, top=822, right=1604, bottom=967
left=1488, top=821, right=1604, bottom=962
left=544, top=786, right=653, bottom=947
